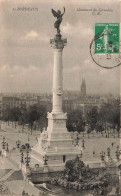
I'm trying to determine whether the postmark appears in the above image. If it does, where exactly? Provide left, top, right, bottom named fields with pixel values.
left=90, top=23, right=121, bottom=69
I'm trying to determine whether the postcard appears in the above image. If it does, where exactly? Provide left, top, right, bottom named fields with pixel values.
left=0, top=0, right=120, bottom=195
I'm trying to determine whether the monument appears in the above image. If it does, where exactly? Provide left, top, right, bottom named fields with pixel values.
left=31, top=8, right=81, bottom=171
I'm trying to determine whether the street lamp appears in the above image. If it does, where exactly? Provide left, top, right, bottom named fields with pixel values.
left=43, top=155, right=48, bottom=165
left=25, top=151, right=30, bottom=167
left=115, top=146, right=121, bottom=161
left=25, top=143, right=31, bottom=152
left=2, top=137, right=6, bottom=150
left=82, top=139, right=85, bottom=148
left=100, top=151, right=105, bottom=161
left=107, top=147, right=110, bottom=157
left=76, top=134, right=79, bottom=146
left=115, top=150, right=120, bottom=161
left=21, top=152, right=24, bottom=164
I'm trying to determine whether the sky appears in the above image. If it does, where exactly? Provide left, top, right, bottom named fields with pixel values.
left=0, top=0, right=120, bottom=95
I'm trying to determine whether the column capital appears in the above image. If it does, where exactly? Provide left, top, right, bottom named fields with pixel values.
left=50, top=34, right=67, bottom=50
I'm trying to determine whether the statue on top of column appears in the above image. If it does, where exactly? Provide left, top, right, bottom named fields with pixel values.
left=51, top=7, right=65, bottom=34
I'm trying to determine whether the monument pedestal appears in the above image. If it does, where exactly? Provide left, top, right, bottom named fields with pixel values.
left=32, top=111, right=81, bottom=171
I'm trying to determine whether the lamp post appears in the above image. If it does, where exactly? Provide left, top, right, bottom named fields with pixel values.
left=2, top=137, right=6, bottom=150
left=43, top=155, right=48, bottom=165
left=107, top=147, right=110, bottom=157
left=21, top=152, right=24, bottom=164
left=25, top=143, right=30, bottom=152
left=115, top=146, right=121, bottom=161
left=100, top=151, right=105, bottom=161
left=25, top=151, right=30, bottom=167
left=82, top=139, right=85, bottom=148
left=76, top=134, right=79, bottom=146
left=115, top=150, right=120, bottom=161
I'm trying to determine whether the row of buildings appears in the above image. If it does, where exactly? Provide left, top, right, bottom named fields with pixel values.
left=0, top=79, right=120, bottom=118
left=0, top=93, right=51, bottom=117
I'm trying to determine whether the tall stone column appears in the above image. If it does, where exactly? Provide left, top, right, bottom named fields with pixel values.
left=31, top=10, right=81, bottom=172
left=50, top=34, right=67, bottom=113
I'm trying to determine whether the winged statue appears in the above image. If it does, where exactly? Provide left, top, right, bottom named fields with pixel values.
left=51, top=7, right=65, bottom=34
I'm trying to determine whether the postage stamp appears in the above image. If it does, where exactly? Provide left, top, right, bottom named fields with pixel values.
left=95, top=23, right=120, bottom=54
left=90, top=23, right=121, bottom=69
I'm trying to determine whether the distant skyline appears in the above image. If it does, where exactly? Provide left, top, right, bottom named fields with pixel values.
left=0, top=88, right=120, bottom=97
left=0, top=0, right=120, bottom=95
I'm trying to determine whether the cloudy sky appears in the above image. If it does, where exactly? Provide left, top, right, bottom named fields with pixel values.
left=0, top=0, right=120, bottom=94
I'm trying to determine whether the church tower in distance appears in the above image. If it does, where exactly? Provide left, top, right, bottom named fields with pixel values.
left=81, top=78, right=86, bottom=100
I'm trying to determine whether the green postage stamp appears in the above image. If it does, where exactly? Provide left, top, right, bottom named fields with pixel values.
left=95, top=23, right=120, bottom=54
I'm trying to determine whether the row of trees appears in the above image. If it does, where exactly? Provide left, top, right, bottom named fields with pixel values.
left=2, top=104, right=47, bottom=134
left=1, top=102, right=120, bottom=134
left=67, top=103, right=120, bottom=133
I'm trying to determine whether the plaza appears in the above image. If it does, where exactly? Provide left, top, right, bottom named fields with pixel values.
left=0, top=121, right=120, bottom=195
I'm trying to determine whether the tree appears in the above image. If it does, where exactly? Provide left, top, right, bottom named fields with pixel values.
left=87, top=106, right=98, bottom=131
left=98, top=103, right=120, bottom=130
left=9, top=107, right=22, bottom=128
left=2, top=107, right=21, bottom=127
left=66, top=109, right=84, bottom=133
left=18, top=108, right=28, bottom=132
left=25, top=104, right=47, bottom=134
left=95, top=122, right=104, bottom=133
left=64, top=157, right=86, bottom=182
left=2, top=107, right=11, bottom=125
left=25, top=105, right=40, bottom=134
left=36, top=104, right=48, bottom=131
